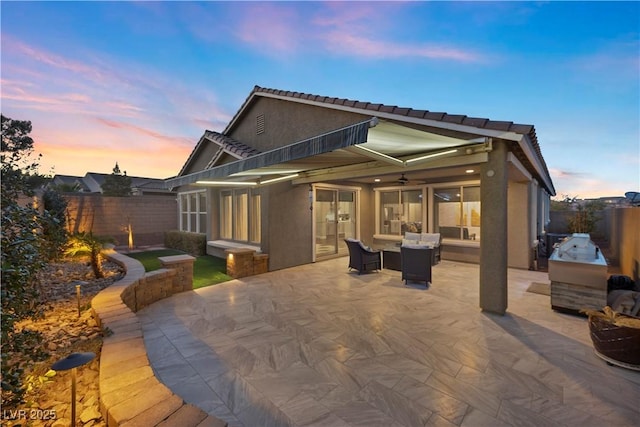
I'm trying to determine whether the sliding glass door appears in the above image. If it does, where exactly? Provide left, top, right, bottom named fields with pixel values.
left=315, top=187, right=357, bottom=259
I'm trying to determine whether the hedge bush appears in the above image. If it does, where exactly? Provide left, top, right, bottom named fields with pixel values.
left=164, top=230, right=206, bottom=256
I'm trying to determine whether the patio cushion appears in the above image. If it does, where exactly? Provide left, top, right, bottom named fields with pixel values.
left=420, top=233, right=441, bottom=246
left=402, top=238, right=419, bottom=247
left=405, top=232, right=421, bottom=241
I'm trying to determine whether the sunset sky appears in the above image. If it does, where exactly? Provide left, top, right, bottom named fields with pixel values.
left=1, top=1, right=638, bottom=199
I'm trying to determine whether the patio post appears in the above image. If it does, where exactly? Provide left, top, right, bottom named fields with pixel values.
left=480, top=139, right=508, bottom=314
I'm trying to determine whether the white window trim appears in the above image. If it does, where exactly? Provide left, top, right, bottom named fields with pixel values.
left=178, top=189, right=207, bottom=233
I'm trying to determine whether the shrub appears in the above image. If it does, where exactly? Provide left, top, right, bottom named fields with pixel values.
left=1, top=114, right=47, bottom=406
left=41, top=189, right=69, bottom=261
left=164, top=230, right=206, bottom=256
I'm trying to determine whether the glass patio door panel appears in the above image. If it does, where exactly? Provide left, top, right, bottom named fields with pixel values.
left=315, top=189, right=337, bottom=257
left=315, top=188, right=357, bottom=259
left=337, top=190, right=356, bottom=254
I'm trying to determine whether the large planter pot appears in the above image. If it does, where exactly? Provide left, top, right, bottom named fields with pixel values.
left=588, top=313, right=640, bottom=370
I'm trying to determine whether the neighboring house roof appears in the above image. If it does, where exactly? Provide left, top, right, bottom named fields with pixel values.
left=48, top=173, right=172, bottom=194
left=50, top=174, right=91, bottom=192
left=223, top=85, right=554, bottom=195
left=177, top=130, right=261, bottom=178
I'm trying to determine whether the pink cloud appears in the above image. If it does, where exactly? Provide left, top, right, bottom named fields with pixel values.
left=5, top=36, right=111, bottom=85
left=314, top=2, right=482, bottom=62
left=550, top=168, right=636, bottom=199
left=321, top=33, right=481, bottom=62
left=1, top=35, right=228, bottom=178
left=234, top=3, right=302, bottom=54
left=225, top=3, right=483, bottom=62
left=95, top=118, right=193, bottom=147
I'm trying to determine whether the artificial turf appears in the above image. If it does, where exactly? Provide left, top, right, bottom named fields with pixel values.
left=124, top=249, right=231, bottom=289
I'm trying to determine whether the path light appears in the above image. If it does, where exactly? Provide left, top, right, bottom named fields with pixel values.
left=52, top=352, right=95, bottom=426
left=75, top=283, right=81, bottom=317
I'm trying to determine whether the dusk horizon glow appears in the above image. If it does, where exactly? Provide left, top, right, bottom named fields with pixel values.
left=1, top=2, right=638, bottom=199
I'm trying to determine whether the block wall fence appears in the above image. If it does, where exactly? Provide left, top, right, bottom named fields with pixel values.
left=64, top=194, right=177, bottom=247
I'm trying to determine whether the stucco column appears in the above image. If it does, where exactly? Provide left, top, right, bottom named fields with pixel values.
left=480, top=140, right=509, bottom=314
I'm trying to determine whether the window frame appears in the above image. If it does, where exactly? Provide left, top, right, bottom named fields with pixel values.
left=374, top=185, right=427, bottom=238
left=178, top=189, right=207, bottom=233
left=374, top=180, right=480, bottom=245
left=433, top=183, right=481, bottom=243
left=219, top=188, right=261, bottom=244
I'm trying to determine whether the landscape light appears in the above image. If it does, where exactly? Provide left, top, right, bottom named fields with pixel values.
left=52, top=352, right=96, bottom=427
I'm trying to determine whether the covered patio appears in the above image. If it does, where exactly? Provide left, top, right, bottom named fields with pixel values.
left=137, top=258, right=639, bottom=427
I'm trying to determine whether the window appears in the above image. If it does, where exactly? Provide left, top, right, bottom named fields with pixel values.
left=220, top=192, right=233, bottom=239
left=179, top=190, right=207, bottom=233
left=250, top=194, right=261, bottom=243
left=378, top=189, right=423, bottom=235
left=198, top=192, right=207, bottom=233
left=234, top=191, right=248, bottom=241
left=220, top=189, right=261, bottom=243
left=434, top=185, right=480, bottom=240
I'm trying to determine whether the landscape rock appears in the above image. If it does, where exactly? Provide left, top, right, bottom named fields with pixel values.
left=2, top=256, right=124, bottom=427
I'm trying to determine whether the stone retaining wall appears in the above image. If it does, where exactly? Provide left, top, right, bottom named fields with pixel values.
left=91, top=250, right=226, bottom=427
left=224, top=248, right=269, bottom=279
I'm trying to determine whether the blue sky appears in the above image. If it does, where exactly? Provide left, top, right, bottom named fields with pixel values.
left=1, top=1, right=638, bottom=198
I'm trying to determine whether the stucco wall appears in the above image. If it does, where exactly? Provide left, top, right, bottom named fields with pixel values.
left=266, top=181, right=313, bottom=270
left=65, top=194, right=177, bottom=247
left=508, top=181, right=532, bottom=269
left=358, top=184, right=375, bottom=246
left=610, top=208, right=640, bottom=281
left=229, top=97, right=370, bottom=152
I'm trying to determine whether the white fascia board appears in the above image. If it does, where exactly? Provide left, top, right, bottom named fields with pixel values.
left=507, top=152, right=533, bottom=181
left=516, top=134, right=555, bottom=196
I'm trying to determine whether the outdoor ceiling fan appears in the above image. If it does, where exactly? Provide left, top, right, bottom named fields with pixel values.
left=396, top=173, right=424, bottom=185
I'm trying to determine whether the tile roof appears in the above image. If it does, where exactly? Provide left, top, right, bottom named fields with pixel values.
left=177, top=130, right=261, bottom=178
left=249, top=84, right=537, bottom=143
left=226, top=85, right=551, bottom=194
left=204, top=130, right=261, bottom=159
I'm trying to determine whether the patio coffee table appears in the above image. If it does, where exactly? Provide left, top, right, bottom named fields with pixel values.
left=382, top=246, right=401, bottom=271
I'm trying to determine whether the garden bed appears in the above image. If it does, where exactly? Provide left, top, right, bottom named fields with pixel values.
left=2, top=257, right=124, bottom=427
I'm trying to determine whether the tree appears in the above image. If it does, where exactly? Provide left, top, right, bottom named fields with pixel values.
left=65, top=232, right=107, bottom=279
left=551, top=195, right=605, bottom=234
left=568, top=200, right=605, bottom=234
left=1, top=115, right=48, bottom=406
left=101, top=162, right=132, bottom=196
left=41, top=189, right=69, bottom=261
left=1, top=115, right=41, bottom=204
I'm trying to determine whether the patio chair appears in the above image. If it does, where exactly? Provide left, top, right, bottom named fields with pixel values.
left=420, top=233, right=442, bottom=265
left=403, top=232, right=441, bottom=265
left=344, top=238, right=381, bottom=275
left=401, top=246, right=433, bottom=286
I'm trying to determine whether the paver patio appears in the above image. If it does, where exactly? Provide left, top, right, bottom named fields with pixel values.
left=137, top=258, right=640, bottom=427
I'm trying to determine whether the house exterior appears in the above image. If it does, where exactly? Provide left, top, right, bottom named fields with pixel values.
left=167, top=85, right=556, bottom=314
left=48, top=172, right=172, bottom=196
